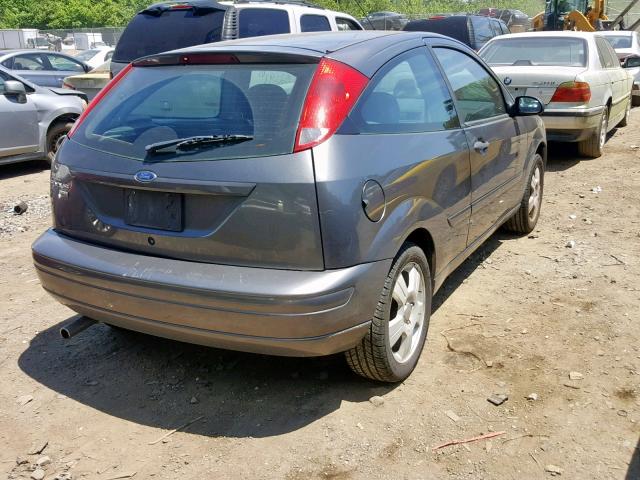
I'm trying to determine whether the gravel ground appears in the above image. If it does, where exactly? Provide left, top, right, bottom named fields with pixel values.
left=0, top=110, right=639, bottom=480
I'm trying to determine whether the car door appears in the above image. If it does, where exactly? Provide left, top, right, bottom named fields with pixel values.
left=0, top=72, right=39, bottom=158
left=595, top=37, right=626, bottom=122
left=433, top=46, right=523, bottom=244
left=44, top=53, right=87, bottom=87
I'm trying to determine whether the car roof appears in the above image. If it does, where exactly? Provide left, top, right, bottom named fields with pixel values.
left=492, top=31, right=599, bottom=40
left=162, top=31, right=469, bottom=77
left=596, top=30, right=635, bottom=36
left=0, top=49, right=74, bottom=57
left=189, top=30, right=401, bottom=53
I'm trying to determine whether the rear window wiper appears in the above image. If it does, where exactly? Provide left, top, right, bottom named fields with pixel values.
left=145, top=135, right=253, bottom=155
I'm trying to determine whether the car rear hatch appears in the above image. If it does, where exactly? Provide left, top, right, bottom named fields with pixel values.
left=491, top=65, right=587, bottom=105
left=55, top=50, right=327, bottom=270
left=111, top=1, right=227, bottom=73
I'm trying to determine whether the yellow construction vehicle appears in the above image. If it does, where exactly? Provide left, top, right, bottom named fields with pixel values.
left=532, top=0, right=608, bottom=31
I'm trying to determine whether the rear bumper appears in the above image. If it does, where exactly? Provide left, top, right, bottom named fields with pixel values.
left=541, top=106, right=604, bottom=142
left=33, top=229, right=390, bottom=357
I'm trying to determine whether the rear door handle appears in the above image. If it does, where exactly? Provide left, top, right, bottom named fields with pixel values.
left=473, top=140, right=490, bottom=154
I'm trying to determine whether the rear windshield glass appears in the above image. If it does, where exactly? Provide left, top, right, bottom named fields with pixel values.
left=72, top=63, right=315, bottom=161
left=113, top=9, right=225, bottom=63
left=602, top=35, right=632, bottom=49
left=481, top=37, right=587, bottom=67
left=239, top=9, right=290, bottom=38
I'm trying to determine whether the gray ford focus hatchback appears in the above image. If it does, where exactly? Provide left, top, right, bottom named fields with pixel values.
left=33, top=31, right=546, bottom=382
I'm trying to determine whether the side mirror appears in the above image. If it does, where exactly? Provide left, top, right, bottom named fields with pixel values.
left=4, top=80, right=26, bottom=96
left=512, top=96, right=543, bottom=116
left=622, top=56, right=640, bottom=69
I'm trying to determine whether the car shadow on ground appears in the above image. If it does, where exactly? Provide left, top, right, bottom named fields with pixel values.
left=18, top=231, right=506, bottom=439
left=545, top=142, right=581, bottom=172
left=0, top=160, right=48, bottom=180
left=627, top=436, right=640, bottom=480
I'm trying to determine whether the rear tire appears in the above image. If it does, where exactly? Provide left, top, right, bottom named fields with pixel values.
left=345, top=243, right=432, bottom=383
left=633, top=96, right=640, bottom=107
left=578, top=108, right=607, bottom=158
left=46, top=121, right=73, bottom=165
left=503, top=153, right=544, bottom=234
left=618, top=99, right=631, bottom=127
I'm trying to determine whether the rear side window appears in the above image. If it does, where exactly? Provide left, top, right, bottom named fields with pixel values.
left=435, top=47, right=506, bottom=123
left=336, top=17, right=361, bottom=30
left=300, top=14, right=331, bottom=32
left=113, top=9, right=225, bottom=63
left=349, top=48, right=458, bottom=134
left=73, top=63, right=316, bottom=161
left=471, top=18, right=495, bottom=49
left=596, top=38, right=616, bottom=68
left=9, top=54, right=47, bottom=71
left=239, top=9, right=290, bottom=38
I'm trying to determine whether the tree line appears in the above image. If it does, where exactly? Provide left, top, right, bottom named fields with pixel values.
left=0, top=0, right=543, bottom=30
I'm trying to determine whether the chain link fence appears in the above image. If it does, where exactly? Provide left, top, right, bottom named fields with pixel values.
left=0, top=28, right=124, bottom=52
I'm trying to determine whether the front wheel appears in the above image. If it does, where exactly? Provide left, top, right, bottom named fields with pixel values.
left=46, top=121, right=74, bottom=164
left=503, top=153, right=544, bottom=234
left=346, top=244, right=432, bottom=382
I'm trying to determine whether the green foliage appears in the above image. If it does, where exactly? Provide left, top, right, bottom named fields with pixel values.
left=0, top=0, right=545, bottom=29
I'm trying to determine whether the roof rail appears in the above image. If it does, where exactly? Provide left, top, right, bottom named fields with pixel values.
left=232, top=0, right=325, bottom=9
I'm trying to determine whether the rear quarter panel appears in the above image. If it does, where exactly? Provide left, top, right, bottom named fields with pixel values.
left=312, top=129, right=472, bottom=279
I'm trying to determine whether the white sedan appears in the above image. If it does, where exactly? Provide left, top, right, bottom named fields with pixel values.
left=73, top=47, right=114, bottom=70
left=479, top=31, right=633, bottom=158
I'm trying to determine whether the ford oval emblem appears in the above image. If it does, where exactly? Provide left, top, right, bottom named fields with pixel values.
left=503, top=77, right=512, bottom=86
left=134, top=170, right=157, bottom=183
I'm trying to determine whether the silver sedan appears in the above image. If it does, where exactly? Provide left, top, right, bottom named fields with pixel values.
left=0, top=65, right=86, bottom=166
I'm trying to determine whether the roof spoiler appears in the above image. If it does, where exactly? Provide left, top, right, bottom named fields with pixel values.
left=140, top=0, right=227, bottom=16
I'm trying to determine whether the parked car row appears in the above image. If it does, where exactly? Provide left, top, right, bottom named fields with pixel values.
left=480, top=31, right=634, bottom=157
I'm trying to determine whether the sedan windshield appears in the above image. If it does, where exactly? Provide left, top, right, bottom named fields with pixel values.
left=481, top=37, right=587, bottom=67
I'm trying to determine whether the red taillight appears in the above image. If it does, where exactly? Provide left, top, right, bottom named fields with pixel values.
left=62, top=81, right=75, bottom=90
left=294, top=58, right=368, bottom=152
left=550, top=81, right=591, bottom=103
left=67, top=63, right=133, bottom=138
left=170, top=3, right=192, bottom=9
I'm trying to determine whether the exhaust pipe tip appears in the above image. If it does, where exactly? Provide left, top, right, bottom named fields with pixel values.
left=60, top=316, right=96, bottom=339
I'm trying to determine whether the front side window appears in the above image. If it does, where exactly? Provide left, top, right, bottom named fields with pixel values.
left=239, top=8, right=290, bottom=38
left=336, top=17, right=361, bottom=31
left=72, top=63, right=316, bottom=161
left=349, top=48, right=458, bottom=134
left=46, top=54, right=85, bottom=72
left=300, top=14, right=331, bottom=32
left=435, top=47, right=506, bottom=123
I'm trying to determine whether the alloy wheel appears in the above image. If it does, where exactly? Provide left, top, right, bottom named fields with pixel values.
left=388, top=262, right=426, bottom=364
left=528, top=165, right=542, bottom=222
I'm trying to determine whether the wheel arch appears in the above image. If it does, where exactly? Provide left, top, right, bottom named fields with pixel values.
left=402, top=227, right=436, bottom=289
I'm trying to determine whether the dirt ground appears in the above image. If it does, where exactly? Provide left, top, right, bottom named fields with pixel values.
left=1, top=110, right=639, bottom=480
